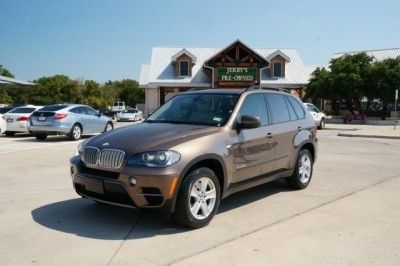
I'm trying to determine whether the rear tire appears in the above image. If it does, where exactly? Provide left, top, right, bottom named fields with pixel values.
left=172, top=167, right=221, bottom=229
left=286, top=149, right=313, bottom=190
left=5, top=131, right=15, bottom=136
left=68, top=124, right=82, bottom=141
left=35, top=133, right=48, bottom=141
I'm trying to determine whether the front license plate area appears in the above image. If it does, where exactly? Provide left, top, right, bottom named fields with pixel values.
left=85, top=178, right=104, bottom=194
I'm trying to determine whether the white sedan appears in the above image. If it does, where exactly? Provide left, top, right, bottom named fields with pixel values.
left=305, top=103, right=326, bottom=129
left=0, top=115, right=6, bottom=134
left=3, top=105, right=43, bottom=136
left=117, top=109, right=143, bottom=122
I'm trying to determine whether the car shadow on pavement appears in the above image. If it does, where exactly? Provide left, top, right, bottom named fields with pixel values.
left=31, top=180, right=290, bottom=240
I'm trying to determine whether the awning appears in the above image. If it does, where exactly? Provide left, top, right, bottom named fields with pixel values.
left=0, top=75, right=37, bottom=86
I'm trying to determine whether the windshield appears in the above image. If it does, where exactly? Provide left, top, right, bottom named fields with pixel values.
left=306, top=104, right=319, bottom=112
left=9, top=107, right=36, bottom=113
left=146, top=93, right=240, bottom=127
left=123, top=110, right=137, bottom=113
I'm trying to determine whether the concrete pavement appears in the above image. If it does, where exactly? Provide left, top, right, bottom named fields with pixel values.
left=0, top=125, right=400, bottom=265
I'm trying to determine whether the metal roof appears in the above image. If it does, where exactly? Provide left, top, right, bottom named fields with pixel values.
left=333, top=48, right=400, bottom=61
left=139, top=46, right=314, bottom=88
left=0, top=75, right=36, bottom=86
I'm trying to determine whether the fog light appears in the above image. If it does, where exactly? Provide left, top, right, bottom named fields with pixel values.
left=129, top=177, right=137, bottom=186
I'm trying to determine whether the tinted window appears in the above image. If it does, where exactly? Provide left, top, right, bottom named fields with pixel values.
left=237, top=94, right=269, bottom=126
left=40, top=105, right=68, bottom=111
left=69, top=107, right=80, bottom=114
left=180, top=61, right=189, bottom=76
left=273, top=62, right=282, bottom=77
left=83, top=107, right=98, bottom=116
left=0, top=107, right=14, bottom=114
left=265, top=94, right=290, bottom=124
left=285, top=97, right=298, bottom=120
left=9, top=107, right=36, bottom=113
left=287, top=96, right=306, bottom=119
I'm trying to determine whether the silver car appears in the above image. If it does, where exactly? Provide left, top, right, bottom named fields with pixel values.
left=29, top=104, right=113, bottom=140
left=116, top=108, right=143, bottom=122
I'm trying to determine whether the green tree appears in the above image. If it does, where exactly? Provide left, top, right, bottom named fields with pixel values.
left=0, top=65, right=15, bottom=78
left=0, top=89, right=12, bottom=103
left=104, top=79, right=144, bottom=107
left=369, top=58, right=400, bottom=119
left=307, top=53, right=374, bottom=115
left=31, top=75, right=82, bottom=105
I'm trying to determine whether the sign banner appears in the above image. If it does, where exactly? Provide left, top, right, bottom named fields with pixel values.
left=217, top=67, right=257, bottom=82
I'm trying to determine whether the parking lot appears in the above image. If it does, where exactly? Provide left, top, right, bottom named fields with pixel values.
left=1, top=124, right=400, bottom=265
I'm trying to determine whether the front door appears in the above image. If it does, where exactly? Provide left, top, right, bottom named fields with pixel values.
left=230, top=93, right=276, bottom=183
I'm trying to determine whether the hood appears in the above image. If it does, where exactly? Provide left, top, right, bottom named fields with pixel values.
left=86, top=122, right=220, bottom=154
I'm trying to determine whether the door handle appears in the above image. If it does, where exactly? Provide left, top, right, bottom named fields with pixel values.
left=266, top=133, right=273, bottom=138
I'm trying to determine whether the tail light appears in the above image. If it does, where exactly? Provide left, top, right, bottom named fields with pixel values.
left=17, top=116, right=29, bottom=121
left=54, top=113, right=68, bottom=120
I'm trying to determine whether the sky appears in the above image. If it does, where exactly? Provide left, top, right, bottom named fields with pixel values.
left=1, top=0, right=399, bottom=83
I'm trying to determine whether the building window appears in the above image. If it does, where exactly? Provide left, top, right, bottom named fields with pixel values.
left=179, top=61, right=189, bottom=76
left=273, top=62, right=282, bottom=77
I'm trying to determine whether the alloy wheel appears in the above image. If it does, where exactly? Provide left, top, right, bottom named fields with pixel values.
left=189, top=177, right=217, bottom=220
left=299, top=154, right=312, bottom=183
left=73, top=126, right=81, bottom=139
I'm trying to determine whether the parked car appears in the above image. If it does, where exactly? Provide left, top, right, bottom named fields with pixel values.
left=0, top=115, right=6, bottom=134
left=29, top=104, right=113, bottom=141
left=3, top=105, right=43, bottom=136
left=116, top=108, right=143, bottom=122
left=70, top=88, right=318, bottom=228
left=305, top=103, right=326, bottom=129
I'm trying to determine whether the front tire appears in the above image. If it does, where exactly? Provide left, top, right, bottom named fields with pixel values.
left=104, top=122, right=113, bottom=132
left=318, top=118, right=326, bottom=129
left=286, top=149, right=313, bottom=189
left=68, top=124, right=82, bottom=141
left=172, top=167, right=221, bottom=229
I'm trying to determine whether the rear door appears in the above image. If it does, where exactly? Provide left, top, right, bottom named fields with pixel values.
left=264, top=93, right=297, bottom=171
left=230, top=93, right=276, bottom=183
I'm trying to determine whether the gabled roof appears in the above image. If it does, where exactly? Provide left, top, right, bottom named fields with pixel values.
left=265, top=49, right=291, bottom=62
left=0, top=75, right=36, bottom=86
left=139, top=44, right=312, bottom=88
left=204, top=39, right=268, bottom=67
left=333, top=48, right=400, bottom=61
left=171, top=48, right=197, bottom=64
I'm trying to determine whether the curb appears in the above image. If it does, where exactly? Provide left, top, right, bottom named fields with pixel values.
left=338, top=133, right=400, bottom=140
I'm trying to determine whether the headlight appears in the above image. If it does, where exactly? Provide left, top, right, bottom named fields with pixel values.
left=75, top=138, right=91, bottom=156
left=127, top=151, right=181, bottom=167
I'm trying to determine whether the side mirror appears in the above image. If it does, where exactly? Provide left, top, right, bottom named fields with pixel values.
left=237, top=115, right=261, bottom=130
left=97, top=112, right=102, bottom=117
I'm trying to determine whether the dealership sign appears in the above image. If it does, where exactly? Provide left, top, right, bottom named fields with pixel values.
left=217, top=67, right=257, bottom=82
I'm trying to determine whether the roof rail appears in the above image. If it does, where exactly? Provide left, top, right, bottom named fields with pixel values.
left=244, top=84, right=262, bottom=91
left=244, top=85, right=292, bottom=94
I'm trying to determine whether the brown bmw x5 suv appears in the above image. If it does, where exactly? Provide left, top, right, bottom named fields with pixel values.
left=70, top=88, right=317, bottom=228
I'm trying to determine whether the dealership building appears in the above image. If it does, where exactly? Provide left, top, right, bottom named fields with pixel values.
left=139, top=40, right=315, bottom=113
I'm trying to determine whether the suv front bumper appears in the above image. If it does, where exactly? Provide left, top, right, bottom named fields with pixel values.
left=69, top=156, right=180, bottom=213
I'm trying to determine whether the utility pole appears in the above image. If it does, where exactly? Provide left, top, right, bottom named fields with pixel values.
left=395, top=89, right=398, bottom=130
